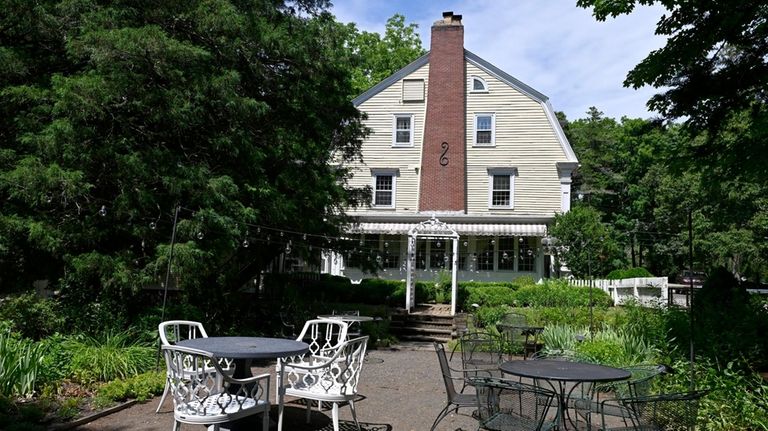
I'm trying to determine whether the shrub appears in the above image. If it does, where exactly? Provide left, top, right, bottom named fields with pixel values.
left=473, top=306, right=509, bottom=328
left=515, top=280, right=612, bottom=308
left=463, top=286, right=516, bottom=308
left=526, top=306, right=616, bottom=327
left=656, top=358, right=768, bottom=431
left=94, top=371, right=165, bottom=407
left=36, top=334, right=74, bottom=386
left=574, top=326, right=657, bottom=367
left=606, top=267, right=654, bottom=279
left=66, top=331, right=154, bottom=383
left=0, top=294, right=63, bottom=340
left=514, top=275, right=536, bottom=286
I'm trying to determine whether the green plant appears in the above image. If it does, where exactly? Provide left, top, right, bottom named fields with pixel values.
left=473, top=306, right=510, bottom=328
left=606, top=267, right=654, bottom=279
left=656, top=358, right=768, bottom=431
left=514, top=275, right=536, bottom=286
left=56, top=397, right=80, bottom=421
left=514, top=280, right=613, bottom=308
left=0, top=332, right=45, bottom=398
left=574, top=327, right=657, bottom=367
left=540, top=324, right=585, bottom=354
left=0, top=294, right=63, bottom=340
left=463, top=286, right=516, bottom=308
left=94, top=370, right=165, bottom=408
left=65, top=331, right=154, bottom=383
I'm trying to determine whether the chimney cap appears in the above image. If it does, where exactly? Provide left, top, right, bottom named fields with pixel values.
left=435, top=11, right=462, bottom=26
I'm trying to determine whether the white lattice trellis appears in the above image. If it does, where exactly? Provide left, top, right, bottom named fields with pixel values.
left=406, top=216, right=460, bottom=315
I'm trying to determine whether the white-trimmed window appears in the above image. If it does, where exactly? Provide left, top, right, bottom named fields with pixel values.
left=470, top=76, right=488, bottom=92
left=371, top=169, right=397, bottom=208
left=488, top=168, right=516, bottom=209
left=474, top=113, right=495, bottom=146
left=393, top=114, right=414, bottom=147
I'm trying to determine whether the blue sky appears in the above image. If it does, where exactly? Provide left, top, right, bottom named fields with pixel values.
left=330, top=1, right=668, bottom=121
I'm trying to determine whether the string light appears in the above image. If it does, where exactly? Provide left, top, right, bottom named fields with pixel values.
left=99, top=205, right=107, bottom=216
left=196, top=231, right=204, bottom=240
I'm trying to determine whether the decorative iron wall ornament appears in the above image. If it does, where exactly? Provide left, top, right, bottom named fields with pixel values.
left=439, top=142, right=449, bottom=166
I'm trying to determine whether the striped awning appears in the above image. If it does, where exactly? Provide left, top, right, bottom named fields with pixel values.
left=350, top=222, right=548, bottom=237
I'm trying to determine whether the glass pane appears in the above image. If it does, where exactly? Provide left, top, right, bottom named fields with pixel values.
left=381, top=235, right=400, bottom=269
left=429, top=239, right=449, bottom=269
left=376, top=175, right=392, bottom=191
left=416, top=240, right=426, bottom=269
left=375, top=190, right=392, bottom=206
left=396, top=117, right=411, bottom=130
left=477, top=116, right=492, bottom=130
left=476, top=237, right=494, bottom=271
left=477, top=130, right=492, bottom=144
left=473, top=78, right=485, bottom=91
left=493, top=175, right=510, bottom=190
left=492, top=191, right=510, bottom=206
left=519, top=237, right=535, bottom=271
left=498, top=237, right=514, bottom=270
left=396, top=130, right=411, bottom=143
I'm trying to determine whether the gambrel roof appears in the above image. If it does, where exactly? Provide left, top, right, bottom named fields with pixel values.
left=352, top=49, right=578, bottom=163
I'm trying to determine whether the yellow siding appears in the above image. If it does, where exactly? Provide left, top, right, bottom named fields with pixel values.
left=348, top=60, right=570, bottom=217
left=465, top=62, right=567, bottom=215
left=347, top=64, right=429, bottom=214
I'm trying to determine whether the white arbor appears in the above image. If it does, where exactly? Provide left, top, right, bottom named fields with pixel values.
left=406, top=217, right=460, bottom=315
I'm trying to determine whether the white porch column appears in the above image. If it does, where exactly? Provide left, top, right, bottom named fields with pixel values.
left=451, top=238, right=459, bottom=316
left=406, top=236, right=415, bottom=313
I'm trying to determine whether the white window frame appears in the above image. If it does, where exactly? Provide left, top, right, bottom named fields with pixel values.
left=473, top=113, right=496, bottom=146
left=487, top=167, right=516, bottom=209
left=392, top=114, right=414, bottom=147
left=470, top=75, right=488, bottom=93
left=371, top=168, right=398, bottom=209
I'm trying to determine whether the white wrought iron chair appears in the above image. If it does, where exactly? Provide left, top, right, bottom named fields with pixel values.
left=277, top=336, right=369, bottom=431
left=156, top=320, right=209, bottom=413
left=275, top=319, right=349, bottom=403
left=162, top=345, right=271, bottom=431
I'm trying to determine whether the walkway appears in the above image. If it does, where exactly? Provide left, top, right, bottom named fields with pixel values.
left=77, top=344, right=478, bottom=431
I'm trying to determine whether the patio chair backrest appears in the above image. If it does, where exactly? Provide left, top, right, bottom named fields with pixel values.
left=434, top=342, right=460, bottom=403
left=459, top=332, right=504, bottom=383
left=621, top=390, right=707, bottom=431
left=474, top=377, right=557, bottom=431
left=499, top=312, right=527, bottom=327
left=158, top=320, right=208, bottom=346
left=282, top=336, right=368, bottom=397
left=162, top=345, right=270, bottom=426
left=296, top=319, right=348, bottom=357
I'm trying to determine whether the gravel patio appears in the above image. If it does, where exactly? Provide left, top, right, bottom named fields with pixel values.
left=76, top=342, right=480, bottom=431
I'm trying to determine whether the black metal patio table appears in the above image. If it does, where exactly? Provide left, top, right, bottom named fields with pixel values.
left=500, top=359, right=631, bottom=430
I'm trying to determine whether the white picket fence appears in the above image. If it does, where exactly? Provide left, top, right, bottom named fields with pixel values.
left=568, top=277, right=679, bottom=306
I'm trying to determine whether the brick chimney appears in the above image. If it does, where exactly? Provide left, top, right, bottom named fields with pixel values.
left=419, top=11, right=466, bottom=213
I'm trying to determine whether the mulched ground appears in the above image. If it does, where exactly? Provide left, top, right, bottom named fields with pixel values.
left=75, top=342, right=479, bottom=431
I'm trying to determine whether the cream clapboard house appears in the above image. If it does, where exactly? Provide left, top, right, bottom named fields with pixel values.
left=324, top=12, right=578, bottom=283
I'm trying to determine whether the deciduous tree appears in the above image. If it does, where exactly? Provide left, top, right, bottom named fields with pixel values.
left=0, top=0, right=367, bottom=327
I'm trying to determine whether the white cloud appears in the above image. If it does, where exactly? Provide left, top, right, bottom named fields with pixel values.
left=330, top=0, right=667, bottom=121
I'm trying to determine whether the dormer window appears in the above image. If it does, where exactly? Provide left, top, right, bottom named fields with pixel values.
left=470, top=76, right=488, bottom=93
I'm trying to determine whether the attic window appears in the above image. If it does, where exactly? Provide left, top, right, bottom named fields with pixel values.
left=402, top=79, right=425, bottom=102
left=471, top=76, right=488, bottom=93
